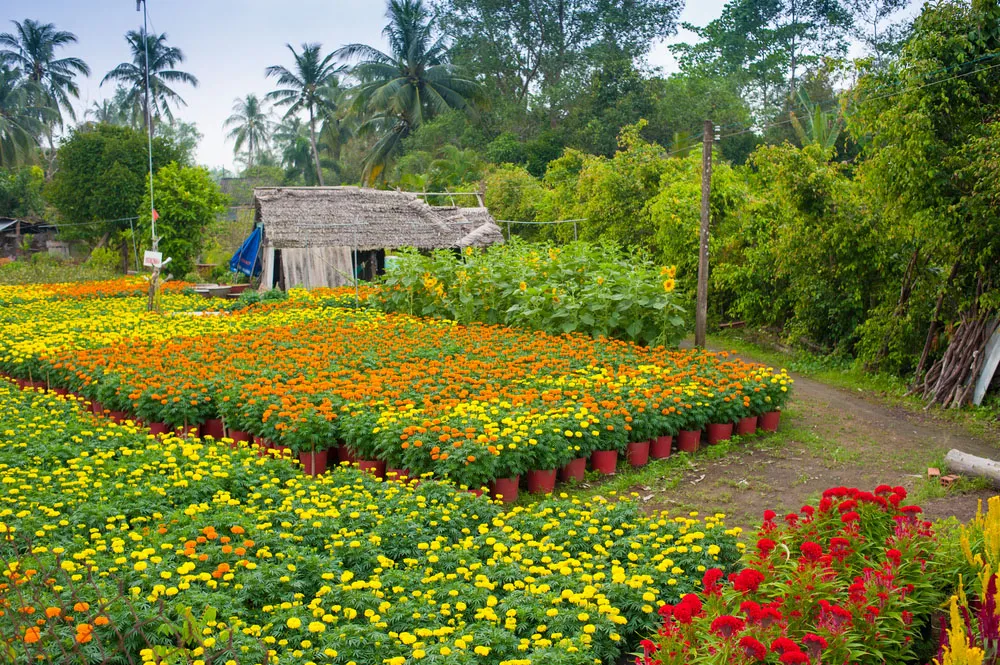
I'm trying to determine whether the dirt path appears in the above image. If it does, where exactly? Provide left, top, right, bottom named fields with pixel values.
left=637, top=368, right=1000, bottom=530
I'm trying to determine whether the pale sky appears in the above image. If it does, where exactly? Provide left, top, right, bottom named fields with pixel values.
left=1, top=1, right=915, bottom=169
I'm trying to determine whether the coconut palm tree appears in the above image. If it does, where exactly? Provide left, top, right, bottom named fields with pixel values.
left=335, top=0, right=481, bottom=184
left=317, top=80, right=353, bottom=165
left=0, top=67, right=51, bottom=167
left=265, top=44, right=345, bottom=186
left=274, top=116, right=319, bottom=185
left=224, top=94, right=272, bottom=169
left=101, top=30, right=198, bottom=130
left=0, top=19, right=90, bottom=123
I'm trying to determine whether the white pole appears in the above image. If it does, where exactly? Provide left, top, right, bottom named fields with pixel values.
left=139, top=0, right=157, bottom=251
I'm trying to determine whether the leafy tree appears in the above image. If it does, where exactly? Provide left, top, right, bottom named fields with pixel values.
left=224, top=94, right=272, bottom=169
left=0, top=19, right=89, bottom=126
left=846, top=0, right=913, bottom=64
left=101, top=30, right=198, bottom=129
left=46, top=124, right=184, bottom=269
left=0, top=164, right=44, bottom=218
left=138, top=162, right=228, bottom=278
left=437, top=0, right=682, bottom=120
left=849, top=0, right=1000, bottom=383
left=154, top=120, right=200, bottom=165
left=0, top=67, right=50, bottom=166
left=317, top=80, right=353, bottom=172
left=674, top=0, right=853, bottom=115
left=337, top=0, right=482, bottom=183
left=266, top=43, right=344, bottom=186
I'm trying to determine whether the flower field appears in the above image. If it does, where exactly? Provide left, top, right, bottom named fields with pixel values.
left=0, top=383, right=744, bottom=664
left=0, top=281, right=791, bottom=489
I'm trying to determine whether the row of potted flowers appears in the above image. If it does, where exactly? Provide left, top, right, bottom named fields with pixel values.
left=8, top=376, right=783, bottom=505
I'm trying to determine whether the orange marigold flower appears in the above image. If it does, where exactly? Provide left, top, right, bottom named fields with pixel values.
left=24, top=627, right=41, bottom=643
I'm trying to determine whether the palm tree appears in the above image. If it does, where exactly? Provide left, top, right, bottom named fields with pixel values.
left=101, top=30, right=198, bottom=130
left=274, top=116, right=319, bottom=185
left=0, top=67, right=51, bottom=167
left=0, top=19, right=90, bottom=123
left=224, top=94, right=272, bottom=169
left=265, top=44, right=345, bottom=186
left=335, top=0, right=481, bottom=184
left=317, top=80, right=353, bottom=165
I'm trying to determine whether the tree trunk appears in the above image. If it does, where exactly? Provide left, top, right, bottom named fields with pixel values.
left=308, top=108, right=325, bottom=186
left=945, top=449, right=1000, bottom=486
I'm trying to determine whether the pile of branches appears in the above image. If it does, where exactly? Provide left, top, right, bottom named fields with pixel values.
left=909, top=312, right=999, bottom=408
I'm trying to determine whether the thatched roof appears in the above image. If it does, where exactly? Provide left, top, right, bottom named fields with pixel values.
left=253, top=187, right=504, bottom=250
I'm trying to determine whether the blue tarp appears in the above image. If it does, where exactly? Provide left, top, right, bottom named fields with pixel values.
left=229, top=226, right=262, bottom=277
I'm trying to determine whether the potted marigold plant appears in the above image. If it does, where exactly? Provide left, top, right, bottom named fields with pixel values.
left=758, top=369, right=793, bottom=432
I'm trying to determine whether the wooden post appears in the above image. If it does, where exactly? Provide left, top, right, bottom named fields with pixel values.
left=14, top=220, right=20, bottom=257
left=695, top=120, right=714, bottom=348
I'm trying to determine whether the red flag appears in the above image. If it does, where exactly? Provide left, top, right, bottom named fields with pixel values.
left=152, top=209, right=159, bottom=221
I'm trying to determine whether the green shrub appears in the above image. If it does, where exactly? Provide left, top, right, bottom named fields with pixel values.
left=375, top=239, right=687, bottom=345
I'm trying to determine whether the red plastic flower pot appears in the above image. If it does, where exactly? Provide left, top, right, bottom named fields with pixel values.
left=559, top=457, right=587, bottom=483
left=52, top=387, right=68, bottom=396
left=650, top=435, right=673, bottom=459
left=338, top=445, right=357, bottom=464
left=677, top=429, right=700, bottom=453
left=358, top=459, right=386, bottom=478
left=91, top=400, right=104, bottom=415
left=270, top=445, right=292, bottom=459
left=299, top=450, right=328, bottom=476
left=149, top=422, right=169, bottom=436
left=490, top=476, right=520, bottom=503
left=202, top=418, right=225, bottom=440
left=737, top=416, right=758, bottom=436
left=627, top=440, right=650, bottom=467
left=386, top=468, right=408, bottom=481
left=109, top=410, right=128, bottom=424
left=526, top=469, right=557, bottom=494
left=591, top=450, right=618, bottom=475
left=229, top=429, right=251, bottom=446
left=467, top=488, right=485, bottom=497
left=759, top=410, right=781, bottom=432
left=707, top=422, right=734, bottom=445
left=253, top=435, right=271, bottom=455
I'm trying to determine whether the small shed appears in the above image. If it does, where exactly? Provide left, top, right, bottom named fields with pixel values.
left=252, top=187, right=504, bottom=289
left=0, top=218, right=56, bottom=257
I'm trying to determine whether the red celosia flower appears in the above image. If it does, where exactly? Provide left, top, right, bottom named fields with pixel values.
left=771, top=637, right=800, bottom=655
left=709, top=615, right=746, bottom=638
left=892, top=486, right=907, bottom=498
left=822, top=486, right=849, bottom=498
left=819, top=497, right=833, bottom=512
left=657, top=604, right=673, bottom=619
left=838, top=499, right=857, bottom=513
left=779, top=651, right=810, bottom=664
left=885, top=548, right=902, bottom=566
left=901, top=505, right=922, bottom=515
left=874, top=484, right=893, bottom=494
left=640, top=639, right=660, bottom=655
left=740, top=600, right=761, bottom=621
left=703, top=568, right=724, bottom=595
left=800, top=541, right=823, bottom=562
left=800, top=505, right=815, bottom=517
left=802, top=633, right=828, bottom=659
left=731, top=568, right=766, bottom=593
left=784, top=513, right=799, bottom=526
left=757, top=538, right=776, bottom=556
left=739, top=636, right=767, bottom=660
left=841, top=511, right=860, bottom=523
left=758, top=606, right=783, bottom=628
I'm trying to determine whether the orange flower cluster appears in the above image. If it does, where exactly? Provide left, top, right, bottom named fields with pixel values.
left=44, top=308, right=789, bottom=487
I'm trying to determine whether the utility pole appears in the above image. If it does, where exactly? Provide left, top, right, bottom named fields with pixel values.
left=138, top=0, right=160, bottom=311
left=695, top=120, right=714, bottom=348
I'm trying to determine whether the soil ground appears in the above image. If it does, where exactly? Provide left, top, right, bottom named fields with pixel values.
left=577, top=363, right=1000, bottom=531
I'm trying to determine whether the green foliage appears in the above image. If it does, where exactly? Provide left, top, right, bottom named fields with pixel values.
left=85, top=246, right=120, bottom=275
left=138, top=162, right=228, bottom=278
left=46, top=123, right=184, bottom=243
left=848, top=0, right=1000, bottom=367
left=0, top=254, right=115, bottom=285
left=714, top=143, right=888, bottom=350
left=0, top=164, right=44, bottom=218
left=374, top=239, right=687, bottom=345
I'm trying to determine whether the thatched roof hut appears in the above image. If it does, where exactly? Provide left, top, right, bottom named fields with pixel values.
left=252, top=187, right=503, bottom=289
